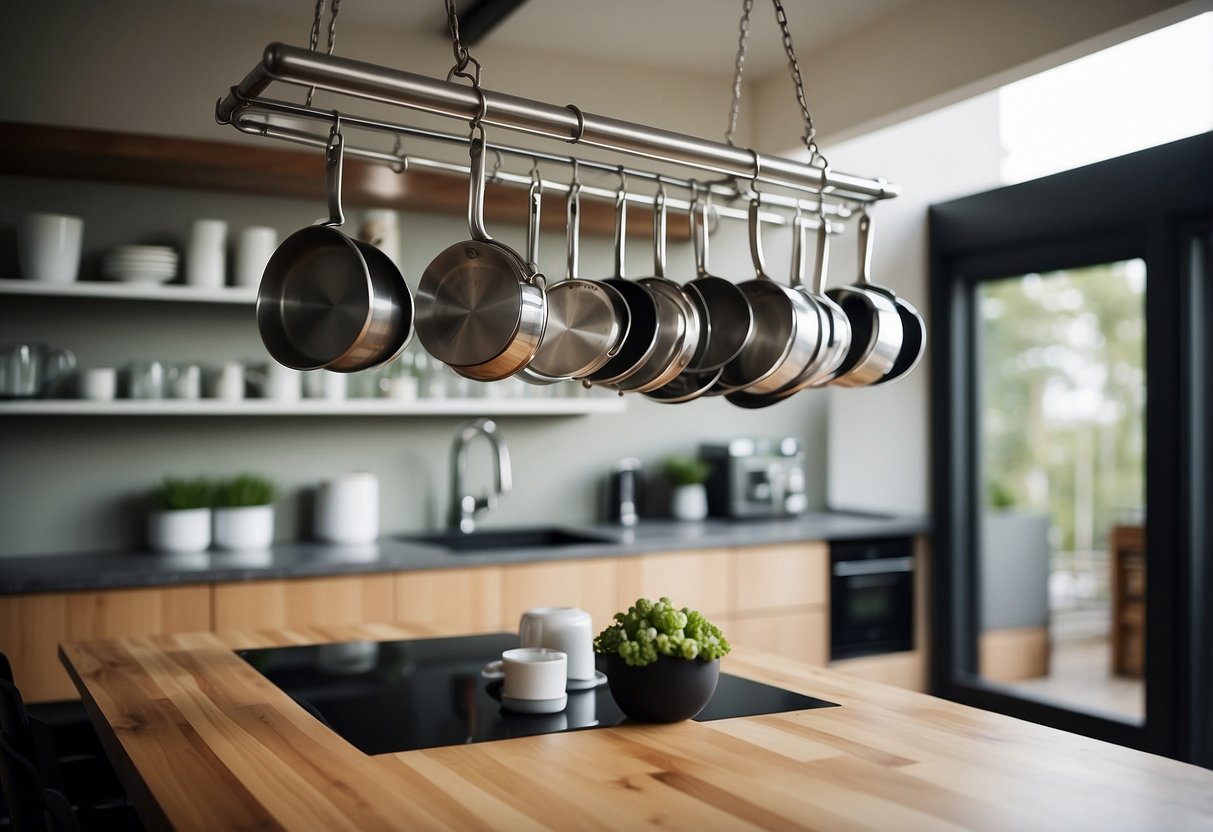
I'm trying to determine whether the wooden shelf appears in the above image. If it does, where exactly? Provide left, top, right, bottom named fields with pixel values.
left=0, top=398, right=626, bottom=417
left=0, top=278, right=255, bottom=305
left=0, top=121, right=684, bottom=240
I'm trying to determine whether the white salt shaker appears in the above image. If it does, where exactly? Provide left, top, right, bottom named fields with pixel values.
left=314, top=472, right=380, bottom=544
left=185, top=219, right=227, bottom=288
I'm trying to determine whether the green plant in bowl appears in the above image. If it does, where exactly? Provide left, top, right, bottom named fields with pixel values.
left=214, top=473, right=277, bottom=507
left=662, top=457, right=711, bottom=487
left=595, top=597, right=731, bottom=722
left=150, top=476, right=214, bottom=511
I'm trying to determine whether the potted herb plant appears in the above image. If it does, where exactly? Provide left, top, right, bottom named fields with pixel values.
left=147, top=476, right=214, bottom=554
left=663, top=456, right=711, bottom=521
left=594, top=596, right=731, bottom=722
left=212, top=473, right=277, bottom=551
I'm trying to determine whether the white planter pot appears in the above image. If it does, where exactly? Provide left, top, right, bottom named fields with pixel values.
left=213, top=505, right=274, bottom=551
left=671, top=484, right=708, bottom=521
left=147, top=508, right=211, bottom=554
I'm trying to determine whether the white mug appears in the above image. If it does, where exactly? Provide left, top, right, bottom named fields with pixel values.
left=519, top=607, right=595, bottom=682
left=314, top=472, right=379, bottom=544
left=264, top=363, right=302, bottom=402
left=18, top=213, right=83, bottom=283
left=169, top=364, right=202, bottom=400
left=185, top=218, right=227, bottom=288
left=80, top=367, right=117, bottom=401
left=501, top=647, right=566, bottom=701
left=214, top=360, right=246, bottom=401
left=321, top=370, right=347, bottom=401
left=235, top=226, right=277, bottom=288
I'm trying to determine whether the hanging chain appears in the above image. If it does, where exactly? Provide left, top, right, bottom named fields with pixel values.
left=771, top=0, right=826, bottom=169
left=724, top=0, right=753, bottom=147
left=304, top=0, right=342, bottom=107
left=444, top=0, right=482, bottom=86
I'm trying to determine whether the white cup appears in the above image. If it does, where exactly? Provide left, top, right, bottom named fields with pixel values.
left=314, top=472, right=379, bottom=544
left=214, top=360, right=246, bottom=401
left=235, top=226, right=277, bottom=288
left=127, top=361, right=166, bottom=400
left=80, top=367, right=117, bottom=401
left=185, top=219, right=227, bottom=289
left=501, top=647, right=567, bottom=701
left=264, top=363, right=302, bottom=402
left=169, top=364, right=202, bottom=400
left=19, top=213, right=83, bottom=283
left=322, top=370, right=347, bottom=402
left=519, top=607, right=595, bottom=682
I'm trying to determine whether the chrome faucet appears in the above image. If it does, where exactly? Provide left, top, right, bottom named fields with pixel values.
left=449, top=418, right=512, bottom=533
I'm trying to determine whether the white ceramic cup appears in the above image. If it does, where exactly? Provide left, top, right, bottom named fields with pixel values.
left=185, top=218, right=227, bottom=289
left=214, top=360, right=246, bottom=401
left=18, top=213, right=83, bottom=283
left=80, top=367, right=117, bottom=401
left=519, top=607, right=595, bottom=682
left=501, top=647, right=567, bottom=701
left=322, top=370, right=347, bottom=401
left=127, top=360, right=166, bottom=400
left=314, top=472, right=379, bottom=544
left=235, top=226, right=277, bottom=288
left=169, top=364, right=202, bottom=400
left=264, top=363, right=302, bottom=402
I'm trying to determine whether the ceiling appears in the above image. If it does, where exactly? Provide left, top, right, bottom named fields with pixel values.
left=201, top=0, right=915, bottom=78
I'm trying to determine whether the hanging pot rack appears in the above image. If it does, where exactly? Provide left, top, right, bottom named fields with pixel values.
left=214, top=43, right=898, bottom=228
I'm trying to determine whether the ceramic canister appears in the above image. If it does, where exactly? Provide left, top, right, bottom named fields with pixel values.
left=314, top=472, right=379, bottom=544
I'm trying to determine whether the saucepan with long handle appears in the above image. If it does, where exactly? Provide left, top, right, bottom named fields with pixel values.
left=258, top=119, right=413, bottom=372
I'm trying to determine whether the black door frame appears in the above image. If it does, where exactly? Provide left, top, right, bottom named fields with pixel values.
left=928, top=132, right=1213, bottom=763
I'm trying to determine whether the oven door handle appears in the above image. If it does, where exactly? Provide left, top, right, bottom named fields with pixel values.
left=832, top=556, right=913, bottom=577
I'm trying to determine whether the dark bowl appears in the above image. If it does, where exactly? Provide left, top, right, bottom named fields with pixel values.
left=604, top=653, right=720, bottom=723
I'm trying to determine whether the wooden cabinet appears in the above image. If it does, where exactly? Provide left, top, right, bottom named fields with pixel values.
left=499, top=558, right=623, bottom=634
left=212, top=575, right=395, bottom=635
left=726, top=611, right=829, bottom=667
left=731, top=542, right=828, bottom=611
left=616, top=548, right=732, bottom=618
left=0, top=585, right=211, bottom=702
left=395, top=567, right=505, bottom=634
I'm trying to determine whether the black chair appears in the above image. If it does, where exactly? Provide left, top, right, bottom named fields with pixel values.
left=0, top=732, right=81, bottom=832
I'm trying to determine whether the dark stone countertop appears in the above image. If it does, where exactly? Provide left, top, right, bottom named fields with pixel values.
left=0, top=511, right=929, bottom=594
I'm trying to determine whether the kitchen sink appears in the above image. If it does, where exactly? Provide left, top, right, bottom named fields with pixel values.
left=397, top=526, right=618, bottom=553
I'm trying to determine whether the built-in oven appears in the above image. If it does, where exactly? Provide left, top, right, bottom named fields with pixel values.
left=830, top=537, right=915, bottom=660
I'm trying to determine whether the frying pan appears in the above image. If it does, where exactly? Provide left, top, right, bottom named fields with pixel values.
left=826, top=207, right=903, bottom=387
left=684, top=188, right=754, bottom=372
left=415, top=125, right=546, bottom=382
left=615, top=183, right=701, bottom=394
left=528, top=171, right=629, bottom=380
left=585, top=184, right=661, bottom=389
left=857, top=209, right=926, bottom=385
left=717, top=196, right=821, bottom=396
left=257, top=121, right=413, bottom=373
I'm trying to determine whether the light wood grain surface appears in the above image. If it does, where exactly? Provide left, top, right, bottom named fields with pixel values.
left=60, top=624, right=1213, bottom=831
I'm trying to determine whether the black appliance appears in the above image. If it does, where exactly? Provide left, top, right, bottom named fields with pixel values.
left=238, top=633, right=837, bottom=755
left=830, top=537, right=915, bottom=660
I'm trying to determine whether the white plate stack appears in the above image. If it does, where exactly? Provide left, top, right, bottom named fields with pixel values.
left=101, top=245, right=179, bottom=283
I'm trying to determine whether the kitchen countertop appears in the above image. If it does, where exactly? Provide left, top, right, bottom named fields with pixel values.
left=61, top=622, right=1213, bottom=831
left=0, top=511, right=928, bottom=594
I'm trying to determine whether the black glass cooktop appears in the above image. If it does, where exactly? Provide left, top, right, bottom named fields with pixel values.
left=238, top=633, right=838, bottom=755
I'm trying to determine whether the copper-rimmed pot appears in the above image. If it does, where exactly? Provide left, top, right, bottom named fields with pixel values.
left=414, top=125, right=546, bottom=382
left=257, top=121, right=413, bottom=373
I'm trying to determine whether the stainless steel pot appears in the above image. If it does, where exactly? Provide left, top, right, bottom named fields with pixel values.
left=414, top=125, right=546, bottom=382
left=257, top=123, right=413, bottom=373
left=684, top=189, right=753, bottom=372
left=858, top=210, right=925, bottom=385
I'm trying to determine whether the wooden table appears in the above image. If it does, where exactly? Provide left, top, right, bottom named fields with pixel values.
left=61, top=624, right=1213, bottom=831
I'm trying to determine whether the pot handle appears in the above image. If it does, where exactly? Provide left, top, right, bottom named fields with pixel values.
left=566, top=163, right=581, bottom=281
left=690, top=185, right=710, bottom=280
left=613, top=173, right=627, bottom=279
left=857, top=207, right=874, bottom=288
left=748, top=194, right=771, bottom=281
left=467, top=125, right=494, bottom=244
left=652, top=180, right=667, bottom=280
left=526, top=166, right=542, bottom=271
left=811, top=213, right=832, bottom=296
left=323, top=120, right=346, bottom=228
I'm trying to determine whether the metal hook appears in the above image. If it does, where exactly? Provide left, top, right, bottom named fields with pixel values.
left=489, top=148, right=505, bottom=183
left=565, top=104, right=586, bottom=144
left=389, top=134, right=409, bottom=175
left=616, top=165, right=627, bottom=195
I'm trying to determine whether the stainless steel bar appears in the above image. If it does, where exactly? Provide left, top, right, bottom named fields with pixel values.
left=216, top=43, right=899, bottom=200
left=232, top=113, right=843, bottom=228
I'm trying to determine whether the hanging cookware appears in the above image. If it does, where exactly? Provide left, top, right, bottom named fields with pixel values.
left=858, top=209, right=925, bottom=385
left=684, top=187, right=754, bottom=372
left=615, top=183, right=701, bottom=394
left=826, top=206, right=904, bottom=387
left=257, top=119, right=413, bottom=373
left=584, top=182, right=661, bottom=389
left=414, top=124, right=546, bottom=382
left=514, top=169, right=569, bottom=387
left=527, top=167, right=629, bottom=380
left=717, top=195, right=821, bottom=396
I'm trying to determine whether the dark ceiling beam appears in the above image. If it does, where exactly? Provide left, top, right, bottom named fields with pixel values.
left=458, top=0, right=529, bottom=45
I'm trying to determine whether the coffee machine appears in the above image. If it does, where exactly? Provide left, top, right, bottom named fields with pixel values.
left=700, top=438, right=808, bottom=519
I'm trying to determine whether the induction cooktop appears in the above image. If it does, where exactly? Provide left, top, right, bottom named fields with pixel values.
left=238, top=633, right=838, bottom=755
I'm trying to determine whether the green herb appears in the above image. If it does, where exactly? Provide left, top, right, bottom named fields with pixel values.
left=213, top=474, right=277, bottom=508
left=593, top=597, right=730, bottom=667
left=663, top=456, right=711, bottom=486
left=150, top=476, right=213, bottom=511
left=987, top=479, right=1017, bottom=509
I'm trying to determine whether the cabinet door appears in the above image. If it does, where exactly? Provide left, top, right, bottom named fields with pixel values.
left=212, top=575, right=395, bottom=636
left=726, top=611, right=829, bottom=667
left=829, top=651, right=925, bottom=691
left=616, top=549, right=731, bottom=618
left=500, top=558, right=621, bottom=634
left=394, top=567, right=505, bottom=635
left=0, top=585, right=211, bottom=702
left=731, top=542, right=829, bottom=612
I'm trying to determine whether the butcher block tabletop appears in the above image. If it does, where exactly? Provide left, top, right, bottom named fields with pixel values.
left=60, top=623, right=1213, bottom=831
